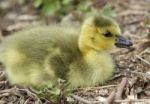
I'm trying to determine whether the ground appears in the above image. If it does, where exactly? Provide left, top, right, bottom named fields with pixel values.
left=0, top=0, right=150, bottom=104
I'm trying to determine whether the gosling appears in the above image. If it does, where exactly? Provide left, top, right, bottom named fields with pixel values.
left=1, top=15, right=132, bottom=88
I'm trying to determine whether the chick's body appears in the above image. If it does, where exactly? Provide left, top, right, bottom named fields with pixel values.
left=1, top=16, right=120, bottom=88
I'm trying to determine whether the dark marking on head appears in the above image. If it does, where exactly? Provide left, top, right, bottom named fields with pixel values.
left=94, top=16, right=114, bottom=27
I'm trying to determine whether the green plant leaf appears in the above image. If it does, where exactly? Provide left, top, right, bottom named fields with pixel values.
left=63, top=0, right=71, bottom=5
left=42, top=0, right=60, bottom=16
left=50, top=88, right=61, bottom=95
left=102, top=6, right=117, bottom=18
left=79, top=0, right=91, bottom=12
left=34, top=0, right=43, bottom=7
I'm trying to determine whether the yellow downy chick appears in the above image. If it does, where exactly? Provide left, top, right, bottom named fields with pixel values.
left=1, top=15, right=132, bottom=88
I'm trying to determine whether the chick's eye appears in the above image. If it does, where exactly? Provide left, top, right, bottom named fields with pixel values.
left=103, top=31, right=112, bottom=37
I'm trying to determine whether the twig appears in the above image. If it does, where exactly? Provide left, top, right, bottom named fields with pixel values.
left=125, top=18, right=144, bottom=25
left=0, top=71, right=6, bottom=81
left=115, top=99, right=150, bottom=103
left=129, top=70, right=150, bottom=79
left=138, top=48, right=150, bottom=56
left=111, top=74, right=124, bottom=80
left=18, top=88, right=42, bottom=103
left=118, top=10, right=148, bottom=17
left=116, top=1, right=150, bottom=11
left=0, top=88, right=16, bottom=94
left=0, top=88, right=23, bottom=97
left=71, top=94, right=102, bottom=104
left=0, top=80, right=7, bottom=85
left=18, top=88, right=39, bottom=99
left=78, top=85, right=116, bottom=91
left=115, top=77, right=127, bottom=100
left=136, top=55, right=150, bottom=65
left=0, top=93, right=10, bottom=98
left=136, top=41, right=150, bottom=54
left=72, top=94, right=150, bottom=104
left=104, top=90, right=116, bottom=104
left=72, top=78, right=128, bottom=104
left=105, top=77, right=127, bottom=104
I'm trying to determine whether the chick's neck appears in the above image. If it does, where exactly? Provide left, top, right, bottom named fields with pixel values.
left=78, top=32, right=105, bottom=60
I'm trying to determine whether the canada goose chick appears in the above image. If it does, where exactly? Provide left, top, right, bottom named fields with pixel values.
left=1, top=15, right=132, bottom=88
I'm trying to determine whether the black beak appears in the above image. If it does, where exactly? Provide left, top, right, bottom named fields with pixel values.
left=115, top=35, right=133, bottom=48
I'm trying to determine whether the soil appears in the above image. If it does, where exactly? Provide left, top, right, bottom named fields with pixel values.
left=0, top=0, right=149, bottom=104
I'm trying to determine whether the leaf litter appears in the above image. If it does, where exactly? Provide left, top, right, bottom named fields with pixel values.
left=0, top=0, right=150, bottom=103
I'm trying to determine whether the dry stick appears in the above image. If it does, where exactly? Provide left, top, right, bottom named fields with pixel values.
left=73, top=85, right=117, bottom=104
left=72, top=94, right=150, bottom=104
left=118, top=10, right=148, bottom=17
left=18, top=88, right=40, bottom=99
left=71, top=94, right=102, bottom=104
left=0, top=88, right=16, bottom=94
left=0, top=89, right=23, bottom=97
left=20, top=88, right=42, bottom=103
left=0, top=71, right=6, bottom=81
left=136, top=40, right=150, bottom=54
left=24, top=98, right=30, bottom=104
left=115, top=77, right=127, bottom=100
left=104, top=77, right=127, bottom=104
left=115, top=99, right=150, bottom=103
left=78, top=85, right=116, bottom=91
left=124, top=18, right=144, bottom=25
left=129, top=70, right=150, bottom=79
left=138, top=48, right=150, bottom=56
left=0, top=87, right=41, bottom=102
left=72, top=78, right=128, bottom=104
left=104, top=90, right=116, bottom=104
left=116, top=0, right=150, bottom=11
left=136, top=55, right=150, bottom=66
left=0, top=93, right=10, bottom=98
left=0, top=80, right=7, bottom=85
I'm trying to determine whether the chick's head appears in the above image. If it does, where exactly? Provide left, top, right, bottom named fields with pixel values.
left=79, top=15, right=132, bottom=53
